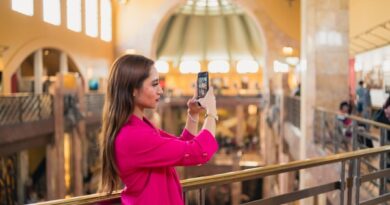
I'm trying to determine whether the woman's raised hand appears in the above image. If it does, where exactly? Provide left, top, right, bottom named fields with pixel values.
left=187, top=91, right=204, bottom=116
left=197, top=86, right=216, bottom=116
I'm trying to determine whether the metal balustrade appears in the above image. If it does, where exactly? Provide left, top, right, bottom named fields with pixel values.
left=314, top=107, right=390, bottom=153
left=284, top=96, right=301, bottom=128
left=0, top=93, right=53, bottom=126
left=84, top=93, right=105, bottom=116
left=314, top=107, right=390, bottom=198
left=31, top=146, right=390, bottom=205
left=0, top=93, right=105, bottom=127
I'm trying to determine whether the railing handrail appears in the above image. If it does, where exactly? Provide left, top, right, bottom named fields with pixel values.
left=0, top=93, right=51, bottom=97
left=285, top=95, right=301, bottom=101
left=315, top=106, right=390, bottom=130
left=31, top=145, right=390, bottom=205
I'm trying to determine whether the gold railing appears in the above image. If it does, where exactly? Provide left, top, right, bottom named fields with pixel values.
left=32, top=145, right=390, bottom=205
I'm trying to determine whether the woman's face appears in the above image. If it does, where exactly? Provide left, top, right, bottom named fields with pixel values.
left=134, top=66, right=163, bottom=109
left=341, top=105, right=349, bottom=113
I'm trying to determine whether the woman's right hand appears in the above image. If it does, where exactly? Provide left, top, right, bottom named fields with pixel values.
left=198, top=86, right=217, bottom=115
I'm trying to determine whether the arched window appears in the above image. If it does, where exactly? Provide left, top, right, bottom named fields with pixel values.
left=12, top=0, right=33, bottom=16
left=237, top=60, right=259, bottom=73
left=67, top=0, right=81, bottom=32
left=100, top=0, right=112, bottom=42
left=43, top=0, right=61, bottom=25
left=85, top=0, right=98, bottom=37
left=208, top=60, right=229, bottom=73
left=179, top=61, right=201, bottom=74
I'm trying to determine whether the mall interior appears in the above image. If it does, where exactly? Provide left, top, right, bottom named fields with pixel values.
left=0, top=0, right=390, bottom=204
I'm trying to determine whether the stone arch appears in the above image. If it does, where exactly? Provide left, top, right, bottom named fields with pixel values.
left=2, top=38, right=84, bottom=93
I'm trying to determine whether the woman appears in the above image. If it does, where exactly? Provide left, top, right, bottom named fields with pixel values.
left=100, top=54, right=219, bottom=205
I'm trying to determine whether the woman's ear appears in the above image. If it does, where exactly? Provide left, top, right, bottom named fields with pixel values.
left=133, top=89, right=138, bottom=97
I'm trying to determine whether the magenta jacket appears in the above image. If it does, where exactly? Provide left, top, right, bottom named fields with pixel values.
left=114, top=115, right=219, bottom=205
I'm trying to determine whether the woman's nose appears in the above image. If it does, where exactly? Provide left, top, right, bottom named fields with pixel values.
left=158, top=86, right=163, bottom=95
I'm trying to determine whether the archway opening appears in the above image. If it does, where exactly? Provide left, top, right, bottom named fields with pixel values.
left=11, top=48, right=82, bottom=93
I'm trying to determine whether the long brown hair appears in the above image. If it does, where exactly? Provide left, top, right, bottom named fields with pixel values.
left=100, top=54, right=154, bottom=194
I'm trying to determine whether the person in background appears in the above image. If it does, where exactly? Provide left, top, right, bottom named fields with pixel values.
left=356, top=80, right=368, bottom=116
left=373, top=95, right=390, bottom=128
left=362, top=84, right=372, bottom=119
left=99, top=54, right=219, bottom=205
left=337, top=101, right=352, bottom=136
left=292, top=83, right=301, bottom=97
left=336, top=101, right=352, bottom=150
left=373, top=96, right=390, bottom=168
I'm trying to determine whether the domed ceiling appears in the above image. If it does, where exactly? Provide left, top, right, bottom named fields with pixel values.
left=156, top=0, right=264, bottom=65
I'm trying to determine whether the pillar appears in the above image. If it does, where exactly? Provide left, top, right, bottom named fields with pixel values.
left=235, top=105, right=245, bottom=147
left=73, top=76, right=86, bottom=196
left=300, top=0, right=349, bottom=203
left=60, top=52, right=68, bottom=74
left=231, top=152, right=241, bottom=205
left=17, top=151, right=28, bottom=204
left=34, top=49, right=43, bottom=94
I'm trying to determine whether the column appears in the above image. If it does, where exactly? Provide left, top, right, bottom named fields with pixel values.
left=72, top=129, right=83, bottom=196
left=231, top=152, right=241, bottom=205
left=17, top=151, right=28, bottom=204
left=53, top=73, right=66, bottom=198
left=235, top=105, right=245, bottom=147
left=73, top=77, right=86, bottom=196
left=60, top=52, right=68, bottom=74
left=300, top=0, right=349, bottom=203
left=34, top=49, right=43, bottom=94
left=46, top=144, right=57, bottom=200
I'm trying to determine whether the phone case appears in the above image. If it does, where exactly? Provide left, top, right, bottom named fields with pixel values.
left=197, top=72, right=209, bottom=99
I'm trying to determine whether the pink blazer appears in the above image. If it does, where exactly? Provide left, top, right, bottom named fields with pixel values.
left=115, top=115, right=219, bottom=205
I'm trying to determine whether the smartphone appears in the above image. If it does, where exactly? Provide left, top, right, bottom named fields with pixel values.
left=197, top=71, right=209, bottom=99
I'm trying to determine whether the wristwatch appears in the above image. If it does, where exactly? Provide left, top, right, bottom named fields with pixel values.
left=205, top=113, right=218, bottom=121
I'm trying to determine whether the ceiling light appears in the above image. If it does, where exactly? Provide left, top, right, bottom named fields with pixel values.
left=285, top=57, right=299, bottom=66
left=282, top=47, right=293, bottom=55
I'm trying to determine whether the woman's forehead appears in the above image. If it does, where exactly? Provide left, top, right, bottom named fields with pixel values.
left=149, top=66, right=159, bottom=78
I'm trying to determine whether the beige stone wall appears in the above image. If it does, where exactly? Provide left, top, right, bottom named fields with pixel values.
left=0, top=0, right=114, bottom=93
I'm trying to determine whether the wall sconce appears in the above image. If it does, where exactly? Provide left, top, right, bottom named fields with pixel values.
left=282, top=46, right=293, bottom=56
